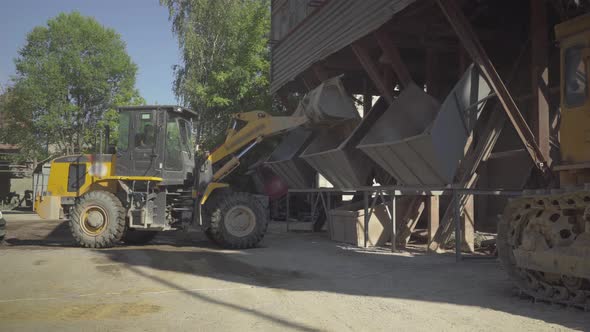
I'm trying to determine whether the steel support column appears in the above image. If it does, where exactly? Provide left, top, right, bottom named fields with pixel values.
left=374, top=29, right=414, bottom=88
left=391, top=194, right=397, bottom=252
left=530, top=0, right=551, bottom=164
left=429, top=41, right=531, bottom=252
left=436, top=0, right=551, bottom=180
left=352, top=42, right=394, bottom=104
left=426, top=48, right=439, bottom=99
left=371, top=30, right=427, bottom=244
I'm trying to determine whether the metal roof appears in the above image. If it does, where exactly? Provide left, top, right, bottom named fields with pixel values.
left=270, top=0, right=416, bottom=94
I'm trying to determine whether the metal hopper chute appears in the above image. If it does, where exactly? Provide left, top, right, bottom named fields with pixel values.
left=357, top=65, right=491, bottom=186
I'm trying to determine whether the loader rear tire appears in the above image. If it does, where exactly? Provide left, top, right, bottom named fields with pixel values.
left=205, top=191, right=268, bottom=249
left=69, top=190, right=126, bottom=248
left=122, top=229, right=158, bottom=245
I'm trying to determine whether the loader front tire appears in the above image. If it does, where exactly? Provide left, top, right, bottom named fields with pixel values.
left=205, top=191, right=268, bottom=249
left=69, top=190, right=126, bottom=248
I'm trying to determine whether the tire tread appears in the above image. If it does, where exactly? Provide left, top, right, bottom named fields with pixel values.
left=205, top=191, right=268, bottom=249
left=69, top=190, right=126, bottom=248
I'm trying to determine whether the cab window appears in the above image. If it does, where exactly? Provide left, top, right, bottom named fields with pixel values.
left=178, top=119, right=193, bottom=155
left=565, top=45, right=588, bottom=107
left=165, top=117, right=182, bottom=170
left=117, top=112, right=130, bottom=151
left=135, top=113, right=155, bottom=149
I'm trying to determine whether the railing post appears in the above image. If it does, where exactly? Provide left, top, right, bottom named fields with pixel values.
left=391, top=193, right=397, bottom=252
left=363, top=191, right=369, bottom=248
left=454, top=190, right=462, bottom=262
left=286, top=191, right=290, bottom=232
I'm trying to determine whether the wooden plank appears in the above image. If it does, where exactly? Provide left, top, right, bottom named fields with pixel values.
left=396, top=197, right=426, bottom=246
left=427, top=195, right=440, bottom=250
left=462, top=194, right=475, bottom=253
left=530, top=0, right=551, bottom=164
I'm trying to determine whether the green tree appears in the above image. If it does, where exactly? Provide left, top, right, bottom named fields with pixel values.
left=161, top=0, right=272, bottom=148
left=0, top=11, right=144, bottom=160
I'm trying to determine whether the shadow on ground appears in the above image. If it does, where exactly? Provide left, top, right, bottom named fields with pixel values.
left=3, top=216, right=590, bottom=331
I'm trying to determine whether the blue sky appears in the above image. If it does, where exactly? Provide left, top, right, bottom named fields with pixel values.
left=0, top=0, right=178, bottom=104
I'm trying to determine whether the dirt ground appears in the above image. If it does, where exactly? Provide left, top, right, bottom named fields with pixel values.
left=0, top=212, right=588, bottom=332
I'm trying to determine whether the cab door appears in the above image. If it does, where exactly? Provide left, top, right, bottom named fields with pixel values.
left=132, top=111, right=159, bottom=175
left=161, top=114, right=194, bottom=185
left=115, top=110, right=164, bottom=177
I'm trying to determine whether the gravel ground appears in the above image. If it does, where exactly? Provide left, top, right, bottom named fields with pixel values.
left=0, top=212, right=588, bottom=332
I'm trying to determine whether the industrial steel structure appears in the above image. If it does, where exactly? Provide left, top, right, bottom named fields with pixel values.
left=269, top=0, right=570, bottom=251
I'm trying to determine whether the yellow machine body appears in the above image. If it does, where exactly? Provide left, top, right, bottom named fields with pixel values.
left=34, top=155, right=164, bottom=212
left=555, top=14, right=590, bottom=184
left=34, top=110, right=308, bottom=217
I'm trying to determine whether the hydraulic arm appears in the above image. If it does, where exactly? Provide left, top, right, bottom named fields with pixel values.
left=208, top=110, right=309, bottom=182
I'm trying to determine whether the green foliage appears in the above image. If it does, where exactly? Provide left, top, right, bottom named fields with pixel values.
left=161, top=0, right=272, bottom=149
left=0, top=11, right=144, bottom=160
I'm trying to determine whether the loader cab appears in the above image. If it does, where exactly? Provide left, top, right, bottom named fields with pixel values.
left=115, top=105, right=197, bottom=185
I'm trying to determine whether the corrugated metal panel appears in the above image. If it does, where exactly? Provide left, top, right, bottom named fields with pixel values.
left=271, top=0, right=416, bottom=93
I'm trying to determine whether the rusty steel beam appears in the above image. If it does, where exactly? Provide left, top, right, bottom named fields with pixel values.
left=426, top=48, right=440, bottom=99
left=351, top=42, right=394, bottom=104
left=530, top=0, right=551, bottom=164
left=436, top=0, right=552, bottom=180
left=374, top=29, right=414, bottom=88
left=458, top=46, right=468, bottom=79
left=429, top=42, right=531, bottom=252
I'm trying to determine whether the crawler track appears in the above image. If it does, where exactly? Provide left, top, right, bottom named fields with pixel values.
left=498, top=190, right=590, bottom=310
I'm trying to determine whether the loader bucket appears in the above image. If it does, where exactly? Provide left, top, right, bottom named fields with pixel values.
left=299, top=92, right=390, bottom=190
left=265, top=128, right=317, bottom=189
left=299, top=76, right=360, bottom=124
left=357, top=65, right=491, bottom=186
left=300, top=119, right=367, bottom=189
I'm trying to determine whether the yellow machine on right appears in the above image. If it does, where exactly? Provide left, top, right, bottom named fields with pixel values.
left=498, top=15, right=590, bottom=306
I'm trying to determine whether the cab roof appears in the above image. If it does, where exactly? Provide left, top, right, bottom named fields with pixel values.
left=117, top=105, right=198, bottom=118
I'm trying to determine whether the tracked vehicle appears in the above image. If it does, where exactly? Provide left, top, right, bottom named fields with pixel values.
left=497, top=15, right=590, bottom=307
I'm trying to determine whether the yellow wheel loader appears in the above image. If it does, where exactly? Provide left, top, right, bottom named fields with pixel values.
left=38, top=77, right=357, bottom=249
left=497, top=15, right=590, bottom=307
